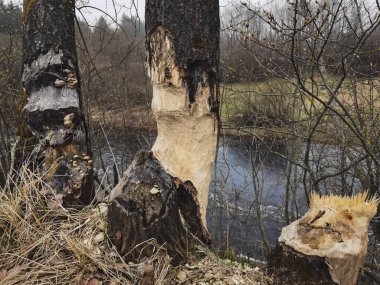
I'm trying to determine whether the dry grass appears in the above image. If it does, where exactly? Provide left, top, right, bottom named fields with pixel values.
left=222, top=78, right=380, bottom=125
left=0, top=165, right=270, bottom=285
left=0, top=166, right=171, bottom=285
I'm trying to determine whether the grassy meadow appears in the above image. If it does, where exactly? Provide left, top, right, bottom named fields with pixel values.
left=220, top=77, right=380, bottom=144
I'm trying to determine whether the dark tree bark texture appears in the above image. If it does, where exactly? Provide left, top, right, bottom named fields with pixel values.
left=268, top=244, right=337, bottom=285
left=108, top=0, right=220, bottom=265
left=146, top=0, right=220, bottom=106
left=145, top=0, right=220, bottom=225
left=22, top=0, right=93, bottom=205
left=108, top=150, right=210, bottom=265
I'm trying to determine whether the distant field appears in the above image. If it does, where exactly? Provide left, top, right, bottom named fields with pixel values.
left=220, top=77, right=380, bottom=143
left=221, top=78, right=380, bottom=120
left=220, top=79, right=294, bottom=123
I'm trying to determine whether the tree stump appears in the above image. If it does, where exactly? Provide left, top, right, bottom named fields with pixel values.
left=268, top=192, right=379, bottom=285
left=108, top=150, right=210, bottom=265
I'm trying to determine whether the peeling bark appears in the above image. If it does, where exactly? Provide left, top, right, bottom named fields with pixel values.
left=268, top=193, right=379, bottom=285
left=146, top=0, right=220, bottom=224
left=22, top=0, right=93, bottom=205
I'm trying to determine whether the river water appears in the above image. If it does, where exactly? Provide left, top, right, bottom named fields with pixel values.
left=95, top=135, right=299, bottom=260
left=94, top=133, right=379, bottom=285
left=94, top=135, right=363, bottom=261
left=207, top=136, right=306, bottom=260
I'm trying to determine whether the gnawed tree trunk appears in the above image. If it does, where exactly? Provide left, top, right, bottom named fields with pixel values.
left=108, top=150, right=210, bottom=265
left=108, top=0, right=219, bottom=264
left=268, top=192, right=379, bottom=285
left=22, top=0, right=93, bottom=205
left=146, top=0, right=220, bottom=225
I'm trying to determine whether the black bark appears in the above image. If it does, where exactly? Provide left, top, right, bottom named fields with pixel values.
left=108, top=150, right=210, bottom=265
left=22, top=0, right=93, bottom=205
left=146, top=0, right=220, bottom=109
left=108, top=0, right=220, bottom=264
left=268, top=243, right=337, bottom=285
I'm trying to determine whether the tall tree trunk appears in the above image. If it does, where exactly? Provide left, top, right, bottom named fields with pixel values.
left=107, top=0, right=220, bottom=264
left=146, top=0, right=220, bottom=225
left=22, top=0, right=93, bottom=205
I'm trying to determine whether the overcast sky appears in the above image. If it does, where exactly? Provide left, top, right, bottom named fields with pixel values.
left=79, top=0, right=232, bottom=24
left=4, top=0, right=273, bottom=25
left=74, top=0, right=378, bottom=25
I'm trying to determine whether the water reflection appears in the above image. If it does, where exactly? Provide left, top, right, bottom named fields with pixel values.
left=208, top=137, right=291, bottom=259
left=95, top=135, right=356, bottom=260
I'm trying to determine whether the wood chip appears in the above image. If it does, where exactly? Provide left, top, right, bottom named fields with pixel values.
left=177, top=271, right=187, bottom=282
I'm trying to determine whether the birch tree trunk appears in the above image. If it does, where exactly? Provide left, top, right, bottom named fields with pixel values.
left=22, top=0, right=94, bottom=205
left=108, top=0, right=220, bottom=264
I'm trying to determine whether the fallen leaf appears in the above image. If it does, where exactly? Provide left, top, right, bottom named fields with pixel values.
left=79, top=277, right=100, bottom=285
left=94, top=232, right=105, bottom=243
left=87, top=278, right=100, bottom=285
left=0, top=270, right=7, bottom=282
left=226, top=276, right=235, bottom=285
left=204, top=271, right=214, bottom=280
left=177, top=271, right=187, bottom=282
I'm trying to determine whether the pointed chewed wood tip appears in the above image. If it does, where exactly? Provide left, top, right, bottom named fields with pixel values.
left=310, top=191, right=379, bottom=218
left=270, top=191, right=379, bottom=285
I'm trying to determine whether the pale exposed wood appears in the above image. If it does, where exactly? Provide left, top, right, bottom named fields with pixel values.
left=269, top=192, right=379, bottom=285
left=107, top=0, right=220, bottom=264
left=146, top=0, right=220, bottom=226
left=150, top=31, right=218, bottom=223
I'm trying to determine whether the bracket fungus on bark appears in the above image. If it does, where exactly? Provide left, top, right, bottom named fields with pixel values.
left=22, top=0, right=93, bottom=205
left=269, top=192, right=379, bottom=285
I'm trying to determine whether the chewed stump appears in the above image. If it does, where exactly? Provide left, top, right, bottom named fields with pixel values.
left=107, top=150, right=210, bottom=265
left=269, top=192, right=379, bottom=285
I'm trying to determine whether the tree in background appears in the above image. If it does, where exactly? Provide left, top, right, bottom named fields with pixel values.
left=0, top=0, right=21, bottom=34
left=221, top=0, right=380, bottom=246
left=0, top=0, right=22, bottom=185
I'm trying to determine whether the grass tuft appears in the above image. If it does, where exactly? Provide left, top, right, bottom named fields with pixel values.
left=0, top=165, right=269, bottom=284
left=0, top=165, right=171, bottom=284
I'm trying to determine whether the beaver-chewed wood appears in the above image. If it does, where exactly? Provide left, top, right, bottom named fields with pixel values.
left=145, top=0, right=220, bottom=225
left=108, top=150, right=210, bottom=265
left=21, top=0, right=93, bottom=205
left=268, top=192, right=379, bottom=285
